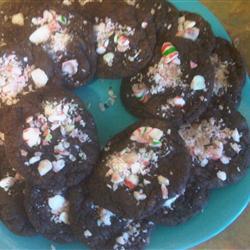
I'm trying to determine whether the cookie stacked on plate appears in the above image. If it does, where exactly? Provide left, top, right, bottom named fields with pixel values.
left=0, top=0, right=249, bottom=249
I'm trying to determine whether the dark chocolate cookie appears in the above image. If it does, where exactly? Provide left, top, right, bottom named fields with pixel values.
left=69, top=184, right=127, bottom=248
left=88, top=119, right=191, bottom=219
left=210, top=37, right=246, bottom=109
left=175, top=11, right=215, bottom=55
left=24, top=185, right=74, bottom=243
left=4, top=88, right=100, bottom=190
left=81, top=1, right=156, bottom=78
left=0, top=42, right=53, bottom=114
left=102, top=220, right=154, bottom=250
left=0, top=145, right=36, bottom=236
left=179, top=108, right=250, bottom=189
left=121, top=37, right=214, bottom=126
left=26, top=4, right=96, bottom=88
left=150, top=177, right=209, bottom=226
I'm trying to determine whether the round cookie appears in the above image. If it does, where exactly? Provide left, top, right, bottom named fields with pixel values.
left=0, top=42, right=53, bottom=114
left=210, top=37, right=246, bottom=109
left=24, top=185, right=74, bottom=243
left=88, top=119, right=191, bottom=219
left=121, top=37, right=214, bottom=126
left=175, top=11, right=215, bottom=55
left=102, top=220, right=154, bottom=250
left=4, top=88, right=100, bottom=190
left=150, top=177, right=209, bottom=226
left=81, top=1, right=156, bottom=78
left=0, top=146, right=36, bottom=236
left=69, top=184, right=127, bottom=248
left=179, top=109, right=250, bottom=189
left=26, top=4, right=96, bottom=88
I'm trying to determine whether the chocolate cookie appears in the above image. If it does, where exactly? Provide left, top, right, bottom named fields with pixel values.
left=88, top=119, right=191, bottom=219
left=26, top=4, right=96, bottom=88
left=0, top=42, right=53, bottom=114
left=0, top=145, right=36, bottom=236
left=102, top=220, right=154, bottom=250
left=69, top=184, right=127, bottom=248
left=175, top=11, right=215, bottom=55
left=210, top=37, right=246, bottom=109
left=179, top=109, right=250, bottom=189
left=121, top=37, right=214, bottom=126
left=150, top=177, right=209, bottom=226
left=81, top=1, right=156, bottom=78
left=4, top=88, right=100, bottom=190
left=24, top=185, right=74, bottom=243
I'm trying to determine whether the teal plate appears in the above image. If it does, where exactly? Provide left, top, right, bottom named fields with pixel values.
left=1, top=0, right=249, bottom=249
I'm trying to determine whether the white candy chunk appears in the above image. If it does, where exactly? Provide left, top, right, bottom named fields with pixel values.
left=141, top=22, right=148, bottom=29
left=48, top=195, right=66, bottom=213
left=116, top=232, right=129, bottom=245
left=103, top=52, right=114, bottom=67
left=158, top=175, right=170, bottom=185
left=31, top=68, right=48, bottom=88
left=62, top=59, right=78, bottom=76
left=23, top=128, right=41, bottom=147
left=96, top=46, right=106, bottom=55
left=52, top=160, right=65, bottom=173
left=38, top=159, right=52, bottom=176
left=232, top=129, right=240, bottom=142
left=97, top=208, right=114, bottom=226
left=133, top=191, right=147, bottom=201
left=191, top=75, right=206, bottom=91
left=84, top=230, right=92, bottom=238
left=217, top=171, right=227, bottom=181
left=184, top=20, right=196, bottom=29
left=12, top=13, right=24, bottom=26
left=220, top=156, right=231, bottom=165
left=29, top=156, right=41, bottom=164
left=29, top=25, right=51, bottom=45
left=0, top=177, right=16, bottom=191
left=171, top=97, right=186, bottom=107
left=59, top=211, right=69, bottom=224
left=163, top=195, right=180, bottom=209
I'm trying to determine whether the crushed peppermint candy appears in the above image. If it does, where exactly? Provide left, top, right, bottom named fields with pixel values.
left=48, top=194, right=69, bottom=224
left=176, top=16, right=200, bottom=41
left=21, top=99, right=90, bottom=176
left=29, top=10, right=72, bottom=60
left=210, top=54, right=229, bottom=96
left=105, top=147, right=158, bottom=192
left=0, top=53, right=48, bottom=106
left=94, top=17, right=135, bottom=55
left=130, top=127, right=164, bottom=147
left=179, top=117, right=242, bottom=166
left=148, top=56, right=184, bottom=95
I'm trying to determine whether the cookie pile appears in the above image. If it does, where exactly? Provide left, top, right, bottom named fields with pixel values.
left=0, top=0, right=249, bottom=249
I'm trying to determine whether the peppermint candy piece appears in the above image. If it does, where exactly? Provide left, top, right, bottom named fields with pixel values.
left=31, top=68, right=49, bottom=88
left=130, top=127, right=164, bottom=147
left=62, top=59, right=79, bottom=76
left=29, top=25, right=51, bottom=45
left=191, top=75, right=206, bottom=91
left=23, top=128, right=41, bottom=147
left=12, top=13, right=24, bottom=26
left=132, top=83, right=149, bottom=103
left=38, top=159, right=53, bottom=176
left=161, top=42, right=179, bottom=64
